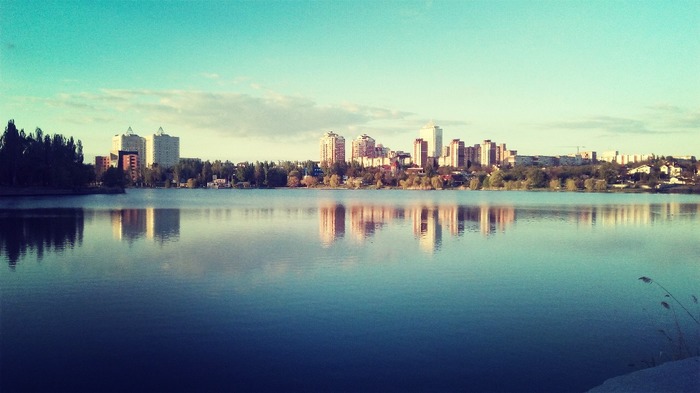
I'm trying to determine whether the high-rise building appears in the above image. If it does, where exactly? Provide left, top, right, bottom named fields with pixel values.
left=465, top=144, right=480, bottom=167
left=413, top=138, right=428, bottom=168
left=112, top=127, right=145, bottom=160
left=448, top=139, right=466, bottom=167
left=419, top=121, right=443, bottom=158
left=351, top=134, right=376, bottom=161
left=145, top=127, right=180, bottom=168
left=319, top=131, right=345, bottom=166
left=480, top=140, right=497, bottom=167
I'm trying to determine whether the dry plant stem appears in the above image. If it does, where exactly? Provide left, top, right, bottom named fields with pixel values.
left=639, top=276, right=700, bottom=325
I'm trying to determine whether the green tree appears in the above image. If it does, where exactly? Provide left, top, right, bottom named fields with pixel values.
left=526, top=168, right=547, bottom=188
left=266, top=166, right=288, bottom=187
left=490, top=170, right=504, bottom=188
left=101, top=167, right=127, bottom=188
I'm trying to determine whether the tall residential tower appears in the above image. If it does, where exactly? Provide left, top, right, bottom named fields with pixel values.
left=351, top=134, right=376, bottom=162
left=419, top=121, right=443, bottom=158
left=145, top=127, right=180, bottom=168
left=320, top=131, right=345, bottom=166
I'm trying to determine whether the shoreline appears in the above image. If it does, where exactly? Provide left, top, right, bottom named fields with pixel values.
left=0, top=186, right=125, bottom=197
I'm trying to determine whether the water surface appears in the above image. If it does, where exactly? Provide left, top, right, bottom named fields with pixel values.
left=2, top=189, right=699, bottom=392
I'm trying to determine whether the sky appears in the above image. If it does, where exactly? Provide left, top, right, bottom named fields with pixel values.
left=1, top=0, right=699, bottom=163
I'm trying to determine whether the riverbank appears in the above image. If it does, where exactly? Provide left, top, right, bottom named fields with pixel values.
left=0, top=186, right=125, bottom=197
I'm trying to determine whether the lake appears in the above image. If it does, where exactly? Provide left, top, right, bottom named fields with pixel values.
left=1, top=189, right=699, bottom=392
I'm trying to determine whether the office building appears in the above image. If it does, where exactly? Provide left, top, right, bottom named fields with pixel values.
left=419, top=121, right=443, bottom=158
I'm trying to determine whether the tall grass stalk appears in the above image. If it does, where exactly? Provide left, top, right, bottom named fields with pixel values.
left=639, top=276, right=699, bottom=360
left=639, top=276, right=699, bottom=325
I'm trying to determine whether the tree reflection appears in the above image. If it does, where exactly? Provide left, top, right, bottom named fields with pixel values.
left=0, top=208, right=84, bottom=268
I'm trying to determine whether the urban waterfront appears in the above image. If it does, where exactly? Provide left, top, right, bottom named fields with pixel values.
left=1, top=189, right=699, bottom=392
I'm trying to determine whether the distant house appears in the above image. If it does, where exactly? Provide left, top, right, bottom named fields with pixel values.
left=660, top=164, right=682, bottom=177
left=627, top=165, right=652, bottom=175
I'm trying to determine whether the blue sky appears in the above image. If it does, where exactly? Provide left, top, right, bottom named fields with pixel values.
left=2, top=0, right=699, bottom=162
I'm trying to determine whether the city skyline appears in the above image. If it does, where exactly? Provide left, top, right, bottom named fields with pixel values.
left=2, top=1, right=699, bottom=163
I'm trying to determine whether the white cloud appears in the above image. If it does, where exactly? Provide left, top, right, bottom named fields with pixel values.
left=543, top=106, right=700, bottom=137
left=35, top=88, right=414, bottom=142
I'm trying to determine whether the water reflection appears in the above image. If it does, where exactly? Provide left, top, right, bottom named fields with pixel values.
left=111, top=208, right=180, bottom=244
left=2, top=202, right=697, bottom=266
left=319, top=203, right=345, bottom=246
left=0, top=208, right=182, bottom=267
left=319, top=202, right=699, bottom=252
left=0, top=208, right=84, bottom=268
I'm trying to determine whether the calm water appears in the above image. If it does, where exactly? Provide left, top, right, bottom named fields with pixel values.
left=1, top=189, right=699, bottom=392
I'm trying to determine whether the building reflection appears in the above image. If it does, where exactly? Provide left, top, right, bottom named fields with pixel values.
left=349, top=205, right=395, bottom=242
left=411, top=206, right=442, bottom=253
left=0, top=208, right=84, bottom=268
left=111, top=208, right=180, bottom=244
left=319, top=204, right=345, bottom=246
left=316, top=202, right=698, bottom=253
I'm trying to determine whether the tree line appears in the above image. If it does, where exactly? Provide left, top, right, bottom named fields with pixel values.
left=132, top=154, right=697, bottom=192
left=0, top=120, right=94, bottom=188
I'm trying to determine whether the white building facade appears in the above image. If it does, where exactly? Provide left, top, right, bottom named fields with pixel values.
left=419, top=122, right=443, bottom=158
left=145, top=127, right=180, bottom=168
left=112, top=127, right=146, bottom=159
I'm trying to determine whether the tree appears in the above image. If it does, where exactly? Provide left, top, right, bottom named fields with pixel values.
left=253, top=162, right=266, bottom=187
left=584, top=178, right=595, bottom=191
left=186, top=178, right=199, bottom=188
left=566, top=178, right=579, bottom=191
left=490, top=170, right=504, bottom=188
left=549, top=178, right=561, bottom=190
left=430, top=176, right=443, bottom=190
left=420, top=175, right=432, bottom=189
left=1, top=121, right=93, bottom=189
left=287, top=170, right=301, bottom=188
left=469, top=177, right=481, bottom=190
left=101, top=167, right=127, bottom=188
left=329, top=174, right=340, bottom=188
left=526, top=168, right=547, bottom=189
left=301, top=175, right=319, bottom=187
left=266, top=166, right=288, bottom=187
left=594, top=179, right=607, bottom=191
